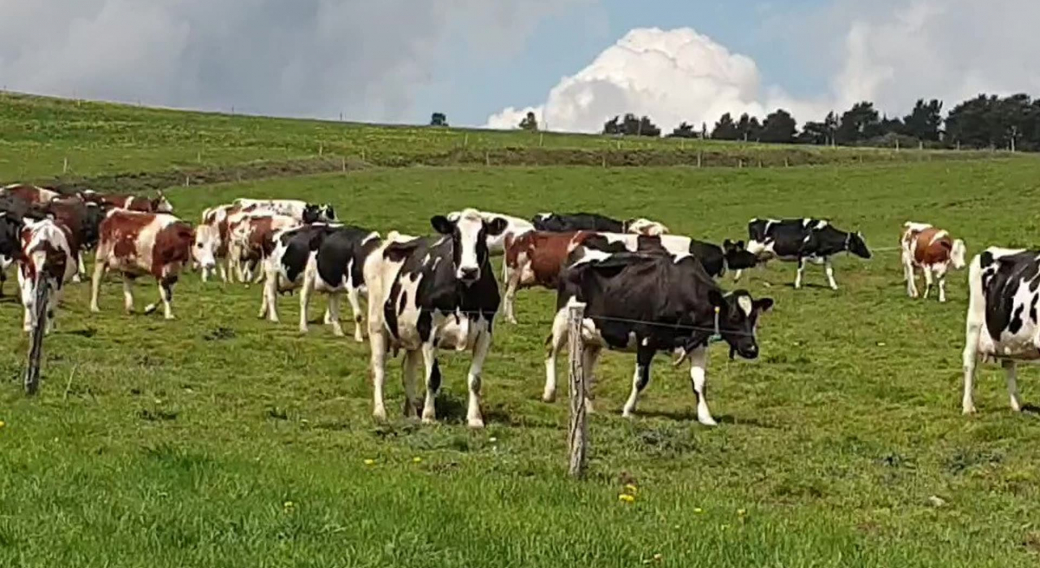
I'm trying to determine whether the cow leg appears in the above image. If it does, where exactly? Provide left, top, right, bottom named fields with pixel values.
left=688, top=346, right=717, bottom=426
left=263, top=269, right=280, bottom=323
left=824, top=258, right=838, bottom=290
left=0, top=263, right=6, bottom=298
left=45, top=286, right=61, bottom=335
left=253, top=259, right=266, bottom=284
left=622, top=346, right=654, bottom=418
left=922, top=267, right=934, bottom=299
left=935, top=266, right=948, bottom=303
left=962, top=322, right=982, bottom=414
left=732, top=268, right=743, bottom=282
left=1004, top=360, right=1023, bottom=412
left=347, top=285, right=365, bottom=343
left=89, top=260, right=106, bottom=313
left=122, top=276, right=135, bottom=314
left=420, top=343, right=441, bottom=424
left=370, top=331, right=389, bottom=421
left=327, top=294, right=345, bottom=337
left=402, top=349, right=420, bottom=418
left=19, top=275, right=33, bottom=333
left=465, top=331, right=493, bottom=428
left=73, top=250, right=86, bottom=283
left=902, top=251, right=919, bottom=298
left=219, top=259, right=230, bottom=283
left=502, top=259, right=520, bottom=324
left=543, top=308, right=569, bottom=403
left=144, top=278, right=175, bottom=319
left=298, top=270, right=313, bottom=334
left=794, top=257, right=805, bottom=289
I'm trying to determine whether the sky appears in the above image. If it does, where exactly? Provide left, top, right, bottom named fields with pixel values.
left=2, top=0, right=1039, bottom=133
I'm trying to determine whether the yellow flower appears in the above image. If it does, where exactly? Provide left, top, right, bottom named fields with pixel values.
left=364, top=459, right=376, bottom=466
left=693, top=507, right=704, bottom=514
left=624, top=484, right=638, bottom=493
left=653, top=553, right=662, bottom=561
left=619, top=494, right=636, bottom=503
left=283, top=501, right=294, bottom=511
left=737, top=508, right=747, bottom=516
left=412, top=457, right=422, bottom=463
left=0, top=420, right=6, bottom=429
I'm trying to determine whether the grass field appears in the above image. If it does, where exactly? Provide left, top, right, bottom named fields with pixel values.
left=3, top=158, right=1040, bottom=566
left=0, top=92, right=999, bottom=183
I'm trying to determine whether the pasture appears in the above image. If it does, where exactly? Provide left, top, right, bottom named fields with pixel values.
left=3, top=159, right=1040, bottom=567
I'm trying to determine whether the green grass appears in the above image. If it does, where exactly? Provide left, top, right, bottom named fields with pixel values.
left=4, top=160, right=1040, bottom=566
left=0, top=91, right=1002, bottom=182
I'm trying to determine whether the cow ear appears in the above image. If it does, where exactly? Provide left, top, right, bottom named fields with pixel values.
left=708, top=289, right=726, bottom=309
left=722, top=238, right=733, bottom=249
left=737, top=240, right=745, bottom=248
left=431, top=215, right=454, bottom=235
left=754, top=298, right=774, bottom=313
left=486, top=217, right=508, bottom=237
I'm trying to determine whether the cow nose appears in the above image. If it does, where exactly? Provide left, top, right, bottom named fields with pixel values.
left=460, top=267, right=479, bottom=281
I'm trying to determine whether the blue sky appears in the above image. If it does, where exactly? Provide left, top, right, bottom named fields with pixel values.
left=423, top=0, right=832, bottom=126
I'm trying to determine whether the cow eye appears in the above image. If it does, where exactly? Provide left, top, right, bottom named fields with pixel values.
left=196, top=243, right=203, bottom=248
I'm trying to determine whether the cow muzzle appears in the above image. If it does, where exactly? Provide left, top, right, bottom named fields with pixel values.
left=458, top=266, right=480, bottom=283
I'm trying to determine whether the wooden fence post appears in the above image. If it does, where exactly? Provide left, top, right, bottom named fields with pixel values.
left=63, top=157, right=69, bottom=174
left=567, top=303, right=588, bottom=478
left=697, top=151, right=702, bottom=168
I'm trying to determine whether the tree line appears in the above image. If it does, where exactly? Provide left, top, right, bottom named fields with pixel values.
left=595, top=93, right=1040, bottom=151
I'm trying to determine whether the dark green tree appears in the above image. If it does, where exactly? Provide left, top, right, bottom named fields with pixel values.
left=668, top=122, right=698, bottom=138
left=902, top=99, right=943, bottom=141
left=836, top=102, right=881, bottom=144
left=712, top=113, right=739, bottom=140
left=736, top=113, right=762, bottom=141
left=430, top=112, right=448, bottom=127
left=759, top=109, right=797, bottom=143
left=519, top=111, right=539, bottom=131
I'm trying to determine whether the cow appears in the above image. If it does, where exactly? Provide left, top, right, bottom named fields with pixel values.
left=961, top=248, right=1040, bottom=415
left=33, top=197, right=105, bottom=282
left=532, top=212, right=670, bottom=236
left=364, top=209, right=508, bottom=427
left=0, top=183, right=61, bottom=204
left=501, top=231, right=757, bottom=323
left=544, top=248, right=773, bottom=424
left=89, top=210, right=193, bottom=319
left=227, top=213, right=300, bottom=283
left=80, top=189, right=174, bottom=213
left=0, top=195, right=33, bottom=296
left=0, top=213, right=77, bottom=333
left=900, top=222, right=967, bottom=302
left=262, top=224, right=382, bottom=342
left=734, top=218, right=871, bottom=289
left=192, top=204, right=236, bottom=282
left=231, top=198, right=336, bottom=223
left=448, top=210, right=532, bottom=256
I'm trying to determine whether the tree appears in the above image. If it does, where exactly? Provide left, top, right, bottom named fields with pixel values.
left=879, top=115, right=905, bottom=137
left=604, top=113, right=661, bottom=137
left=736, top=113, right=762, bottom=142
left=759, top=109, right=797, bottom=143
left=430, top=112, right=448, bottom=127
left=946, top=94, right=1000, bottom=149
left=519, top=111, right=539, bottom=131
left=836, top=102, right=881, bottom=144
left=712, top=112, right=739, bottom=140
left=902, top=99, right=943, bottom=141
left=668, top=122, right=698, bottom=138
left=797, top=120, right=829, bottom=145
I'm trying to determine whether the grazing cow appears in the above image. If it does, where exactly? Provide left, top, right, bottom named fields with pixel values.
left=192, top=204, right=236, bottom=282
left=227, top=213, right=300, bottom=283
left=900, top=222, right=967, bottom=302
left=232, top=198, right=336, bottom=223
left=735, top=218, right=872, bottom=289
left=501, top=231, right=757, bottom=323
left=263, top=224, right=382, bottom=341
left=961, top=248, right=1040, bottom=415
left=365, top=209, right=507, bottom=427
left=90, top=211, right=193, bottom=319
left=533, top=212, right=670, bottom=236
left=80, top=189, right=173, bottom=213
left=448, top=210, right=532, bottom=256
left=0, top=183, right=61, bottom=204
left=544, top=249, right=773, bottom=423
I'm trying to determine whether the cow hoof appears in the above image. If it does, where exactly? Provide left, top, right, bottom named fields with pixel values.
left=542, top=391, right=556, bottom=403
left=622, top=410, right=635, bottom=419
left=507, top=317, right=518, bottom=325
left=421, top=416, right=437, bottom=425
left=331, top=328, right=345, bottom=338
left=90, top=306, right=101, bottom=314
left=467, top=418, right=485, bottom=429
left=143, top=304, right=157, bottom=315
left=354, top=335, right=365, bottom=343
left=72, top=275, right=82, bottom=283
left=698, top=415, right=718, bottom=426
left=372, top=407, right=387, bottom=421
left=298, top=327, right=309, bottom=335
left=164, top=314, right=176, bottom=321
left=962, top=407, right=977, bottom=415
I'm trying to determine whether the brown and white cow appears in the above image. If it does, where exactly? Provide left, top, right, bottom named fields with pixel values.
left=0, top=215, right=77, bottom=333
left=900, top=222, right=967, bottom=303
left=90, top=211, right=193, bottom=319
left=227, top=213, right=300, bottom=283
left=193, top=204, right=236, bottom=282
left=0, top=183, right=61, bottom=204
left=80, top=189, right=174, bottom=213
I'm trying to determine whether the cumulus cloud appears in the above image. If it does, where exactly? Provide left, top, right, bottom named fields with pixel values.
left=0, top=0, right=586, bottom=122
left=488, top=0, right=1040, bottom=133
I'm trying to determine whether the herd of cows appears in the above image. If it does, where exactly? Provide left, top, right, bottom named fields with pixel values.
left=0, top=181, right=1033, bottom=424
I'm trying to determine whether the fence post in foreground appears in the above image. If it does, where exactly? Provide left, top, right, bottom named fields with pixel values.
left=567, top=302, right=588, bottom=478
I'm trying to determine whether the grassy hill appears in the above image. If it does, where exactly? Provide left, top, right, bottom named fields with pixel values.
left=3, top=159, right=1040, bottom=566
left=0, top=91, right=1008, bottom=184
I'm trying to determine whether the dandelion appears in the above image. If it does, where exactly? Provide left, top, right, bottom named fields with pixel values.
left=0, top=420, right=6, bottom=429
left=619, top=494, right=636, bottom=503
left=737, top=508, right=747, bottom=516
left=283, top=501, right=295, bottom=513
left=624, top=483, right=638, bottom=493
left=489, top=437, right=497, bottom=443
left=413, top=457, right=422, bottom=463
left=364, top=459, right=375, bottom=466
left=693, top=507, right=704, bottom=514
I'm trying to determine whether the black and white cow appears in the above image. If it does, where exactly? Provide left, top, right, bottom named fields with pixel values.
left=533, top=212, right=670, bottom=236
left=262, top=223, right=382, bottom=342
left=364, top=209, right=507, bottom=427
left=734, top=218, right=871, bottom=289
left=544, top=248, right=773, bottom=424
left=961, top=248, right=1040, bottom=415
left=580, top=233, right=758, bottom=278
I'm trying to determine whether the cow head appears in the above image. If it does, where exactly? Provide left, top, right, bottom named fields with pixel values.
left=0, top=212, right=25, bottom=262
left=707, top=289, right=773, bottom=359
left=302, top=203, right=336, bottom=223
left=81, top=203, right=105, bottom=250
left=192, top=225, right=219, bottom=271
left=847, top=231, right=871, bottom=259
left=951, top=239, right=967, bottom=270
left=722, top=239, right=758, bottom=270
left=153, top=190, right=174, bottom=213
left=431, top=208, right=507, bottom=285
left=625, top=218, right=670, bottom=236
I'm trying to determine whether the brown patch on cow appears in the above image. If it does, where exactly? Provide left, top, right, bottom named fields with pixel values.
left=505, top=230, right=593, bottom=289
left=100, top=211, right=155, bottom=261
left=151, top=222, right=193, bottom=278
left=19, top=227, right=68, bottom=283
left=36, top=199, right=85, bottom=253
left=910, top=227, right=953, bottom=265
left=2, top=184, right=58, bottom=204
